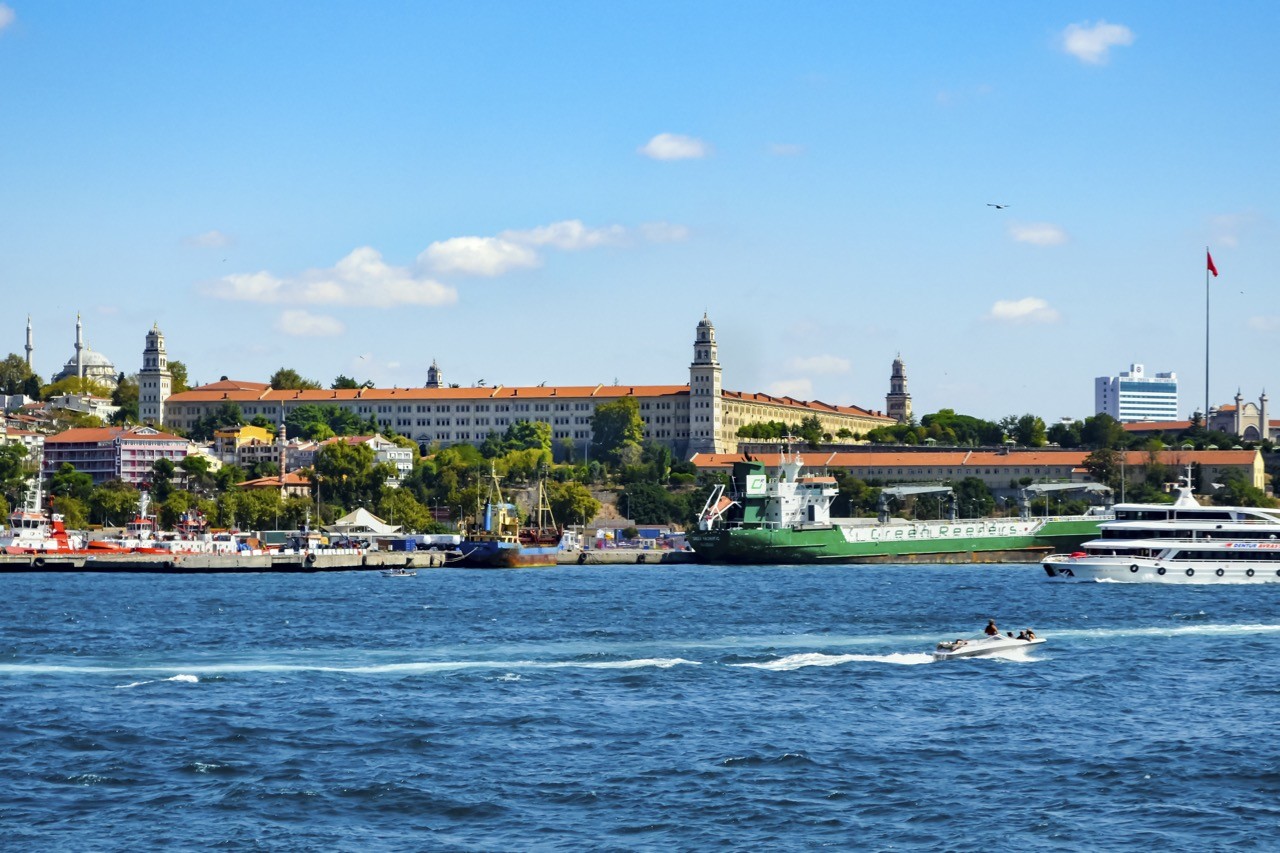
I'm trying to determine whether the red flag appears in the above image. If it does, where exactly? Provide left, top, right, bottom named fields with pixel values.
left=1207, top=250, right=1218, bottom=277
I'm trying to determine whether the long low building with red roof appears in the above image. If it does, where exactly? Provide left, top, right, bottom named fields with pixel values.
left=690, top=448, right=1265, bottom=491
left=160, top=316, right=896, bottom=456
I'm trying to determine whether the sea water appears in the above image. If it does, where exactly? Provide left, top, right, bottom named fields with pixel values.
left=2, top=564, right=1278, bottom=849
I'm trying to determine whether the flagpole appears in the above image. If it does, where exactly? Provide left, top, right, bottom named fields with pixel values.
left=1205, top=245, right=1210, bottom=423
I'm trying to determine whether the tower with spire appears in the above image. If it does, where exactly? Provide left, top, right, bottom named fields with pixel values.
left=687, top=314, right=723, bottom=454
left=886, top=355, right=912, bottom=424
left=138, top=323, right=173, bottom=425
left=425, top=359, right=443, bottom=389
left=74, top=313, right=84, bottom=380
left=24, top=316, right=33, bottom=368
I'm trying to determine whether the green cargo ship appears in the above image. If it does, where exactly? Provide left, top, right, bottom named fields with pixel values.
left=688, top=454, right=1106, bottom=564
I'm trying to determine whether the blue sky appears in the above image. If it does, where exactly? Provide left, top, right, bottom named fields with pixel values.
left=1, top=2, right=1277, bottom=422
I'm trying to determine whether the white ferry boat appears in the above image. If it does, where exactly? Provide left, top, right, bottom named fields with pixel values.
left=1042, top=468, right=1280, bottom=583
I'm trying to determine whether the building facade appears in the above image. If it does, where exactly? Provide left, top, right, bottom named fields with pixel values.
left=138, top=324, right=173, bottom=425
left=886, top=355, right=912, bottom=423
left=691, top=448, right=1265, bottom=492
left=1095, top=363, right=1178, bottom=422
left=161, top=316, right=896, bottom=457
left=42, top=425, right=189, bottom=486
left=51, top=314, right=118, bottom=391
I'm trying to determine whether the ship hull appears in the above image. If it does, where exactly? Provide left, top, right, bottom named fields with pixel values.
left=456, top=540, right=558, bottom=569
left=687, top=518, right=1100, bottom=565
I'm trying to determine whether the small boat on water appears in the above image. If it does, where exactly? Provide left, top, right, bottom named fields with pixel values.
left=382, top=567, right=417, bottom=578
left=932, top=633, right=1045, bottom=661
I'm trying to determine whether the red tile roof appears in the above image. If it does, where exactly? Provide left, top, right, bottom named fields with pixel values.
left=168, top=380, right=891, bottom=418
left=240, top=471, right=312, bottom=489
left=691, top=448, right=1258, bottom=470
left=45, top=426, right=185, bottom=444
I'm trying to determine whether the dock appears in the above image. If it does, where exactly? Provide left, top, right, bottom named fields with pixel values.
left=0, top=549, right=451, bottom=573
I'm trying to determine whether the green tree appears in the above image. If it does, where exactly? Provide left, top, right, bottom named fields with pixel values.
left=331, top=375, right=361, bottom=389
left=797, top=415, right=825, bottom=448
left=313, top=440, right=393, bottom=511
left=41, top=375, right=114, bottom=399
left=50, top=462, right=93, bottom=502
left=236, top=488, right=284, bottom=530
left=1080, top=413, right=1128, bottom=450
left=377, top=488, right=432, bottom=532
left=169, top=360, right=191, bottom=393
left=89, top=479, right=142, bottom=526
left=591, top=397, right=644, bottom=466
left=1013, top=414, right=1048, bottom=447
left=545, top=480, right=601, bottom=527
left=187, top=403, right=245, bottom=441
left=151, top=457, right=177, bottom=501
left=53, top=495, right=88, bottom=529
left=0, top=443, right=30, bottom=508
left=269, top=368, right=322, bottom=391
left=1083, top=447, right=1122, bottom=491
left=111, top=374, right=140, bottom=424
left=180, top=454, right=214, bottom=495
left=0, top=353, right=35, bottom=395
left=1213, top=469, right=1276, bottom=507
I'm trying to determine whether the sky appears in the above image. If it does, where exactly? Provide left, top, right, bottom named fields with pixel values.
left=1, top=2, right=1277, bottom=422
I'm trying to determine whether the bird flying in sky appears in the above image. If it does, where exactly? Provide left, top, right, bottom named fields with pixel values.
left=986, top=203, right=1009, bottom=209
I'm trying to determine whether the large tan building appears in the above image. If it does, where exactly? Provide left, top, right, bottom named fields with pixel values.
left=691, top=448, right=1266, bottom=492
left=161, top=316, right=895, bottom=457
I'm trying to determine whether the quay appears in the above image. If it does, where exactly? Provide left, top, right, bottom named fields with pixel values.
left=557, top=548, right=694, bottom=566
left=0, top=549, right=450, bottom=573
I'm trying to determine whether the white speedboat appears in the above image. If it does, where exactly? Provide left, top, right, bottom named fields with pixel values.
left=932, top=634, right=1045, bottom=661
left=1043, top=466, right=1280, bottom=584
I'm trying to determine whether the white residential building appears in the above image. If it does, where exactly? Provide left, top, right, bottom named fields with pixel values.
left=1095, top=364, right=1178, bottom=423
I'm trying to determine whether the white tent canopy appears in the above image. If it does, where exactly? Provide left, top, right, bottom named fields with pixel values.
left=322, top=507, right=401, bottom=536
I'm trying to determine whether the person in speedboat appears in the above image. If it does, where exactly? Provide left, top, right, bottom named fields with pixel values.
left=984, top=619, right=999, bottom=637
left=1024, top=628, right=1036, bottom=640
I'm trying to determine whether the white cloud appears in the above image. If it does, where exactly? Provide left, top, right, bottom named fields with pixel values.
left=769, top=143, right=805, bottom=157
left=183, top=229, right=233, bottom=248
left=420, top=236, right=540, bottom=277
left=1008, top=222, right=1068, bottom=246
left=276, top=310, right=345, bottom=337
left=0, top=5, right=14, bottom=32
left=766, top=378, right=814, bottom=399
left=423, top=219, right=689, bottom=276
left=1061, top=20, right=1134, bottom=65
left=1248, top=316, right=1280, bottom=332
left=1209, top=211, right=1265, bottom=249
left=204, top=246, right=457, bottom=307
left=638, top=133, right=710, bottom=161
left=501, top=220, right=626, bottom=250
left=988, top=297, right=1061, bottom=325
left=787, top=355, right=851, bottom=375
left=638, top=221, right=690, bottom=243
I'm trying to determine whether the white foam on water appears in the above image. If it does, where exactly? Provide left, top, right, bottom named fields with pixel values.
left=168, top=674, right=199, bottom=683
left=732, top=651, right=934, bottom=670
left=1048, top=623, right=1280, bottom=640
left=114, top=680, right=153, bottom=689
left=4, top=658, right=706, bottom=678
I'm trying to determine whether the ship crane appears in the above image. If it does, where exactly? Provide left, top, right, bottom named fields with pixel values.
left=877, top=485, right=956, bottom=523
left=1018, top=483, right=1111, bottom=519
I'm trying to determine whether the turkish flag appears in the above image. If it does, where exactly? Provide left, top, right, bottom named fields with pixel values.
left=1207, top=250, right=1219, bottom=277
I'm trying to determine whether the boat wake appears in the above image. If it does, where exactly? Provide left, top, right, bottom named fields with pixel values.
left=114, top=673, right=199, bottom=689
left=731, top=651, right=935, bottom=670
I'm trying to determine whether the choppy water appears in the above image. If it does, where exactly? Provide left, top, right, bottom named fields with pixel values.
left=3, top=564, right=1279, bottom=850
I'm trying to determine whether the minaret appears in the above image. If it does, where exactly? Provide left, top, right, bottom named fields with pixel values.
left=138, top=324, right=173, bottom=425
left=1261, top=391, right=1270, bottom=443
left=1235, top=389, right=1244, bottom=437
left=687, top=314, right=723, bottom=455
left=277, top=419, right=288, bottom=483
left=24, top=316, right=33, bottom=368
left=74, top=313, right=84, bottom=380
left=425, top=359, right=442, bottom=389
left=887, top=355, right=912, bottom=424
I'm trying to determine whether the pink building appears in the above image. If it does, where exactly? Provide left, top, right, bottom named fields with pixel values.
left=42, top=425, right=189, bottom=486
